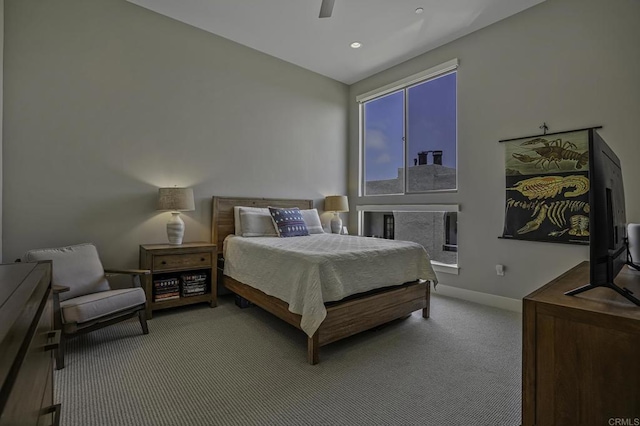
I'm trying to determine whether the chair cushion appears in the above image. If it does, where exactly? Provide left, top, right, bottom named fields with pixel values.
left=60, top=288, right=146, bottom=325
left=24, top=243, right=110, bottom=302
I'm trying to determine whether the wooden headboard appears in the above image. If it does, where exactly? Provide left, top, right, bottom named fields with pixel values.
left=211, top=197, right=314, bottom=254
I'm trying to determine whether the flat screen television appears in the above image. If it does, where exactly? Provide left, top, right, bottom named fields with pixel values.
left=565, top=130, right=640, bottom=306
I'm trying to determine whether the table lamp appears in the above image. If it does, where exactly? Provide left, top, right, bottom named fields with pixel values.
left=157, top=187, right=195, bottom=245
left=325, top=195, right=349, bottom=234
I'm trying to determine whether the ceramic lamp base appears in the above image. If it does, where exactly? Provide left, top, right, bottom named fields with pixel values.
left=330, top=213, right=342, bottom=234
left=166, top=212, right=185, bottom=245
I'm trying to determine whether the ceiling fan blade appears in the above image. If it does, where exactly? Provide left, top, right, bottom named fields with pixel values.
left=319, top=0, right=335, bottom=18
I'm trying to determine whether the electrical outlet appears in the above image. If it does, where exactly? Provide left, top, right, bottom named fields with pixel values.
left=496, top=264, right=505, bottom=276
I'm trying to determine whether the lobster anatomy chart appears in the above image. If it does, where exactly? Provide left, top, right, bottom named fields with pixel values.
left=501, top=129, right=591, bottom=245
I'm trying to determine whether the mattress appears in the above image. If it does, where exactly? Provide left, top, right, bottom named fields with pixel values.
left=223, top=234, right=438, bottom=336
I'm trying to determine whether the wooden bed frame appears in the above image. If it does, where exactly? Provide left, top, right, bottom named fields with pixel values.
left=211, top=196, right=431, bottom=364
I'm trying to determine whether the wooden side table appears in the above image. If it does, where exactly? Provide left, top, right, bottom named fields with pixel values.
left=139, top=243, right=217, bottom=318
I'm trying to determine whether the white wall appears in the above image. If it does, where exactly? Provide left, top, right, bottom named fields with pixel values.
left=349, top=0, right=640, bottom=299
left=0, top=0, right=4, bottom=263
left=3, top=0, right=348, bottom=266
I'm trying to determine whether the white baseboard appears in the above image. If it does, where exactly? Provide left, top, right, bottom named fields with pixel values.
left=433, top=284, right=522, bottom=313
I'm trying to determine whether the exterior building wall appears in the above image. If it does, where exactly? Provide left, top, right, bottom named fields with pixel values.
left=366, top=164, right=456, bottom=195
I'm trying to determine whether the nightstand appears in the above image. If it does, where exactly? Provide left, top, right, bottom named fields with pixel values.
left=139, top=243, right=217, bottom=318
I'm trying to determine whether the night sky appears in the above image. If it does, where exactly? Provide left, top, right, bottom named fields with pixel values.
left=364, top=72, right=457, bottom=182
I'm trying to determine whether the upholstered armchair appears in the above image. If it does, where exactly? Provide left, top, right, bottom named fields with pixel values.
left=24, top=243, right=150, bottom=370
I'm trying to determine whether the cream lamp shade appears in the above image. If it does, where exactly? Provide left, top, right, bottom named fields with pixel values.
left=325, top=195, right=349, bottom=234
left=157, top=187, right=195, bottom=245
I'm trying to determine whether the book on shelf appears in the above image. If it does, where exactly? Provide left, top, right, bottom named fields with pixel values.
left=181, top=273, right=207, bottom=284
left=180, top=273, right=207, bottom=296
left=155, top=290, right=179, bottom=297
left=154, top=293, right=180, bottom=302
left=155, top=290, right=179, bottom=296
left=155, top=292, right=178, bottom=300
left=183, top=288, right=205, bottom=293
left=154, top=277, right=178, bottom=286
left=182, top=285, right=206, bottom=296
left=182, top=281, right=206, bottom=288
left=154, top=278, right=179, bottom=296
left=183, top=282, right=206, bottom=288
left=154, top=278, right=179, bottom=289
left=155, top=297, right=179, bottom=302
left=182, top=283, right=206, bottom=289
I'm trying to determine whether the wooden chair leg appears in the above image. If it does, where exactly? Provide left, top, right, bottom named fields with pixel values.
left=55, top=334, right=65, bottom=370
left=138, top=309, right=149, bottom=335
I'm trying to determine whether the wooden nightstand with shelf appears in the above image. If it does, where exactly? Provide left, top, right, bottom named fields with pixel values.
left=139, top=243, right=217, bottom=318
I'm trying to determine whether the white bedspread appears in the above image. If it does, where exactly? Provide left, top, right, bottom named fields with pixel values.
left=223, top=234, right=438, bottom=337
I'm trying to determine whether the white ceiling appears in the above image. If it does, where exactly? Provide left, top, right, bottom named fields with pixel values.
left=127, top=0, right=546, bottom=85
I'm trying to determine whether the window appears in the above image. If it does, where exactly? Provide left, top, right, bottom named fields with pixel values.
left=356, top=60, right=460, bottom=273
left=363, top=92, right=404, bottom=193
left=443, top=212, right=458, bottom=252
left=383, top=214, right=394, bottom=240
left=359, top=60, right=458, bottom=195
left=357, top=205, right=459, bottom=271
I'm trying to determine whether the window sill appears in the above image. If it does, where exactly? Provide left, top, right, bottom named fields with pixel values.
left=431, top=261, right=459, bottom=275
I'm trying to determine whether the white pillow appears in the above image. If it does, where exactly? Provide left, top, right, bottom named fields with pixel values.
left=240, top=208, right=278, bottom=237
left=233, top=206, right=269, bottom=235
left=301, top=208, right=324, bottom=234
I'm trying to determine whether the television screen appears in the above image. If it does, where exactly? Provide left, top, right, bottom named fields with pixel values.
left=589, top=131, right=627, bottom=285
left=565, top=130, right=640, bottom=306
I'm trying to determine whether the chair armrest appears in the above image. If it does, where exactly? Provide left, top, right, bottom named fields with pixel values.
left=104, top=268, right=151, bottom=276
left=104, top=268, right=150, bottom=289
left=53, top=285, right=70, bottom=294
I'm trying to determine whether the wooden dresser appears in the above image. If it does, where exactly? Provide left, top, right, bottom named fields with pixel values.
left=523, top=262, right=640, bottom=426
left=0, top=262, right=59, bottom=426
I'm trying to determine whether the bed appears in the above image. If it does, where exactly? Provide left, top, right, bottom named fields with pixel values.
left=211, top=196, right=438, bottom=364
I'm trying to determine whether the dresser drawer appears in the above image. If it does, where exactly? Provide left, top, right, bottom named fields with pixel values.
left=1, top=293, right=55, bottom=426
left=153, top=252, right=212, bottom=271
left=36, top=363, right=55, bottom=426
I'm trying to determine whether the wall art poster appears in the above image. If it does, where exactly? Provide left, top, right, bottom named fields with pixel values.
left=501, top=129, right=591, bottom=244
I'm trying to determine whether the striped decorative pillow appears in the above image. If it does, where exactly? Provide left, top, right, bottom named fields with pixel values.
left=268, top=207, right=310, bottom=237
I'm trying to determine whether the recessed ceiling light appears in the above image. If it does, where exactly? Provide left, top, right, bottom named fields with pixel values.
left=350, top=42, right=362, bottom=49
left=415, top=7, right=424, bottom=14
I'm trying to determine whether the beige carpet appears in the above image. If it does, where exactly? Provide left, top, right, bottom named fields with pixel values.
left=55, top=293, right=522, bottom=425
